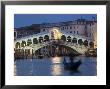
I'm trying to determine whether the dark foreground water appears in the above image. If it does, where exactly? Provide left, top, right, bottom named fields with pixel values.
left=14, top=56, right=97, bottom=76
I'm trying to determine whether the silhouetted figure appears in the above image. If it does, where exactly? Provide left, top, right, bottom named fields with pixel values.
left=69, top=53, right=75, bottom=63
left=63, top=53, right=82, bottom=70
left=63, top=56, right=67, bottom=65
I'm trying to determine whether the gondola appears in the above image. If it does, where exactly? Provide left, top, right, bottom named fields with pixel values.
left=63, top=58, right=82, bottom=70
left=38, top=55, right=43, bottom=59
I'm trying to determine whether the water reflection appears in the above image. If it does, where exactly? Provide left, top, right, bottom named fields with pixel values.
left=51, top=57, right=61, bottom=64
left=29, top=59, right=33, bottom=75
left=14, top=62, right=17, bottom=76
left=14, top=56, right=97, bottom=76
left=51, top=57, right=62, bottom=76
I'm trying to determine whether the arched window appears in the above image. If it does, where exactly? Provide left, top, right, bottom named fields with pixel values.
left=70, top=26, right=72, bottom=29
left=67, top=26, right=68, bottom=29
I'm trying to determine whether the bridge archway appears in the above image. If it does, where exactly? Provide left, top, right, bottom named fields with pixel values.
left=78, top=39, right=83, bottom=45
left=15, top=42, right=20, bottom=48
left=39, top=36, right=43, bottom=43
left=83, top=40, right=88, bottom=46
left=44, top=35, right=49, bottom=42
left=21, top=41, right=26, bottom=47
left=27, top=39, right=32, bottom=46
left=67, top=36, right=71, bottom=42
left=34, top=44, right=81, bottom=57
left=61, top=35, right=66, bottom=41
left=72, top=37, right=77, bottom=44
left=33, top=38, right=38, bottom=44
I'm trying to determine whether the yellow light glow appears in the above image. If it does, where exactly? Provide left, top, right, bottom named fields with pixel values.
left=51, top=57, right=62, bottom=76
left=51, top=28, right=62, bottom=40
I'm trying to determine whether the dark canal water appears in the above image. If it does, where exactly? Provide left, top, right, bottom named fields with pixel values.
left=14, top=56, right=97, bottom=76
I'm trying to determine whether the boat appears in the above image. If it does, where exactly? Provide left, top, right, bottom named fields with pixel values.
left=38, top=54, right=43, bottom=59
left=85, top=48, right=97, bottom=57
left=63, top=58, right=82, bottom=70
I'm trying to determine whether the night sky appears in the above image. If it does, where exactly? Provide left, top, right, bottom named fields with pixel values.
left=14, top=14, right=97, bottom=28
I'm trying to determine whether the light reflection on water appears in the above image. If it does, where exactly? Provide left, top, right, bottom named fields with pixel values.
left=14, top=56, right=97, bottom=76
left=51, top=57, right=62, bottom=76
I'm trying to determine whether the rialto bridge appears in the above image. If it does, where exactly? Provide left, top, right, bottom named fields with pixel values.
left=14, top=27, right=94, bottom=58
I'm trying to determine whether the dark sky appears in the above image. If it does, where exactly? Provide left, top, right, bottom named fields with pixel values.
left=14, top=14, right=97, bottom=28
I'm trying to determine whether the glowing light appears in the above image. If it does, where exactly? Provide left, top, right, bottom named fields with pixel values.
left=50, top=28, right=62, bottom=40
left=51, top=57, right=62, bottom=76
left=51, top=64, right=62, bottom=76
left=51, top=56, right=61, bottom=63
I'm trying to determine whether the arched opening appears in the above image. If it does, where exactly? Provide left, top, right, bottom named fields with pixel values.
left=39, top=36, right=43, bottom=43
left=89, top=42, right=94, bottom=48
left=34, top=44, right=80, bottom=57
left=27, top=39, right=32, bottom=46
left=33, top=38, right=38, bottom=44
left=44, top=35, right=49, bottom=42
left=72, top=38, right=77, bottom=44
left=15, top=42, right=20, bottom=48
left=61, top=35, right=66, bottom=41
left=21, top=41, right=26, bottom=47
left=78, top=39, right=83, bottom=45
left=83, top=40, right=88, bottom=46
left=67, top=36, right=71, bottom=42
